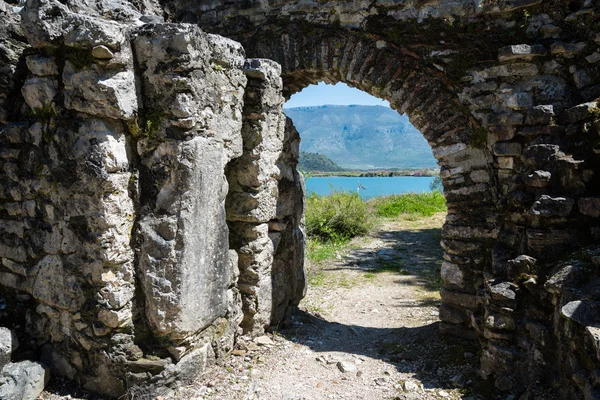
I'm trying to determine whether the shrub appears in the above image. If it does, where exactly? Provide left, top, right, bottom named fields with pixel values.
left=371, top=192, right=447, bottom=218
left=305, top=190, right=373, bottom=242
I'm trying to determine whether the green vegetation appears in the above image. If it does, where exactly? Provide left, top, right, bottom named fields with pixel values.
left=299, top=152, right=344, bottom=172
left=371, top=192, right=447, bottom=218
left=305, top=191, right=373, bottom=242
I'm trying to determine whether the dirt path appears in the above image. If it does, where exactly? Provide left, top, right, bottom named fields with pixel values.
left=170, top=213, right=483, bottom=400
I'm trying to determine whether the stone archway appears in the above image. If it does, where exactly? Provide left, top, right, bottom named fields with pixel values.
left=1, top=0, right=599, bottom=398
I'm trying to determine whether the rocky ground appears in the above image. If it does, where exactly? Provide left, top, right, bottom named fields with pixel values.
left=42, top=213, right=515, bottom=400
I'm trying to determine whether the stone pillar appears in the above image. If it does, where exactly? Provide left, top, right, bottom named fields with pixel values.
left=270, top=117, right=307, bottom=325
left=226, top=58, right=288, bottom=334
left=133, top=23, right=246, bottom=363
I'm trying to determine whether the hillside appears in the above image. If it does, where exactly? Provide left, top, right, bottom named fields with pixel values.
left=284, top=105, right=437, bottom=170
left=298, top=152, right=344, bottom=172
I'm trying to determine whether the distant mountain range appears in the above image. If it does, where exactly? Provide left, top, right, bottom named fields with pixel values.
left=284, top=105, right=437, bottom=170
left=298, top=152, right=344, bottom=172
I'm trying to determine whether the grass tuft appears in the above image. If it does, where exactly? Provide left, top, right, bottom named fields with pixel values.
left=305, top=190, right=373, bottom=242
left=370, top=192, right=446, bottom=218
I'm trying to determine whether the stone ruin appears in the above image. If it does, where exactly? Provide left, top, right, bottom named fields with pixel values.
left=0, top=0, right=599, bottom=398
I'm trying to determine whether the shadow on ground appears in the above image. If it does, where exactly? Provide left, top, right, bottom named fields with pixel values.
left=279, top=309, right=487, bottom=399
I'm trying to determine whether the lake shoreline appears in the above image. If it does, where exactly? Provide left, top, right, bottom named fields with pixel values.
left=305, top=168, right=439, bottom=178
left=305, top=176, right=436, bottom=199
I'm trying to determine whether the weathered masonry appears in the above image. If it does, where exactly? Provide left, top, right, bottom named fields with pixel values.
left=0, top=0, right=599, bottom=398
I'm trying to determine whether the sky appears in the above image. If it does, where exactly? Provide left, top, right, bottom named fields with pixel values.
left=284, top=82, right=390, bottom=108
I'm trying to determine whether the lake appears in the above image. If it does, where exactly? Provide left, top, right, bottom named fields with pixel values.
left=305, top=176, right=436, bottom=199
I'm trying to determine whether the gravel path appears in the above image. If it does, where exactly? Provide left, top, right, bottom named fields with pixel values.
left=170, top=213, right=484, bottom=400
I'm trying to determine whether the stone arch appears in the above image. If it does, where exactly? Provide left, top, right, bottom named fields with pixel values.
left=2, top=0, right=600, bottom=398
left=224, top=27, right=500, bottom=341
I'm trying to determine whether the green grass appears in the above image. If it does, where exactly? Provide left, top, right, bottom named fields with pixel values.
left=306, top=237, right=348, bottom=264
left=305, top=191, right=374, bottom=242
left=370, top=192, right=446, bottom=218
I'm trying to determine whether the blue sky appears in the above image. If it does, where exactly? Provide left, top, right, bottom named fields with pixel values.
left=284, top=82, right=390, bottom=108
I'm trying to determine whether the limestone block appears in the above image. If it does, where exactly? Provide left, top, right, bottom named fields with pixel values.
left=472, top=63, right=539, bottom=81
left=470, top=170, right=490, bottom=183
left=441, top=261, right=464, bottom=287
left=139, top=138, right=232, bottom=339
left=586, top=326, right=600, bottom=362
left=487, top=281, right=517, bottom=308
left=91, top=45, right=113, bottom=60
left=497, top=157, right=514, bottom=169
left=0, top=328, right=17, bottom=370
left=524, top=170, right=551, bottom=187
left=31, top=255, right=84, bottom=312
left=498, top=44, right=546, bottom=61
left=21, top=0, right=127, bottom=49
left=97, top=307, right=131, bottom=328
left=550, top=41, right=587, bottom=57
left=21, top=77, right=58, bottom=111
left=525, top=105, right=554, bottom=125
left=586, top=52, right=600, bottom=64
left=485, top=313, right=516, bottom=331
left=579, top=198, right=600, bottom=217
left=62, top=63, right=137, bottom=119
left=561, top=300, right=600, bottom=326
left=494, top=142, right=522, bottom=156
left=439, top=304, right=465, bottom=324
left=507, top=255, right=537, bottom=276
left=530, top=195, right=575, bottom=217
left=0, top=361, right=50, bottom=400
left=562, top=101, right=598, bottom=124
left=440, top=288, right=478, bottom=310
left=25, top=55, right=58, bottom=76
left=572, top=67, right=593, bottom=89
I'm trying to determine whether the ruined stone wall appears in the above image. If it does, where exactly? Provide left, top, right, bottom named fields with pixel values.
left=173, top=0, right=600, bottom=397
left=0, top=0, right=599, bottom=398
left=0, top=0, right=305, bottom=397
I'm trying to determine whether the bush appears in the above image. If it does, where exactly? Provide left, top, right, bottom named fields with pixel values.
left=305, top=191, right=373, bottom=242
left=371, top=192, right=447, bottom=218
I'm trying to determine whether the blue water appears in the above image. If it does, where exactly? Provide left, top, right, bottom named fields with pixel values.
left=305, top=176, right=435, bottom=199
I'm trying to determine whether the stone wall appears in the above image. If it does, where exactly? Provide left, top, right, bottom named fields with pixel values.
left=0, top=0, right=599, bottom=398
left=0, top=0, right=304, bottom=397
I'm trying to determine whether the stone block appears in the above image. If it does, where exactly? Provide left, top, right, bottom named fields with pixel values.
left=586, top=52, right=600, bottom=64
left=485, top=313, right=516, bottom=331
left=440, top=288, right=478, bottom=310
left=518, top=125, right=564, bottom=136
left=0, top=328, right=17, bottom=370
left=0, top=360, right=50, bottom=400
left=497, top=157, right=514, bottom=169
left=579, top=198, right=600, bottom=217
left=62, top=63, right=138, bottom=120
left=562, top=102, right=598, bottom=123
left=524, top=105, right=554, bottom=125
left=530, top=195, right=575, bottom=217
left=524, top=170, right=551, bottom=187
left=498, top=44, right=546, bottom=61
left=561, top=300, right=600, bottom=326
left=439, top=304, right=465, bottom=324
left=25, top=55, right=58, bottom=76
left=494, top=142, right=522, bottom=156
left=21, top=77, right=58, bottom=111
left=441, top=261, right=464, bottom=287
left=550, top=41, right=587, bottom=57
left=586, top=325, right=600, bottom=361
left=487, top=280, right=517, bottom=309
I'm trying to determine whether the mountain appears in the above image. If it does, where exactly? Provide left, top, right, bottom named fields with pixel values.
left=298, top=152, right=344, bottom=172
left=284, top=105, right=437, bottom=170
